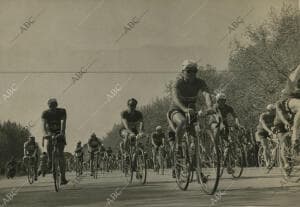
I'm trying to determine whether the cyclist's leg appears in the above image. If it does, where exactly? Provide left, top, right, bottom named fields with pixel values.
left=255, top=131, right=270, bottom=167
left=171, top=111, right=186, bottom=153
left=278, top=131, right=290, bottom=169
left=90, top=151, right=95, bottom=175
left=47, top=141, right=53, bottom=170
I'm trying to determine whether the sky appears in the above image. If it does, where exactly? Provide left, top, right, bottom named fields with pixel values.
left=0, top=0, right=298, bottom=152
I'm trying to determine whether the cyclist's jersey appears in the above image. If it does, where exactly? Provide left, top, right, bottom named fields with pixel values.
left=42, top=108, right=67, bottom=133
left=75, top=146, right=83, bottom=156
left=257, top=112, right=275, bottom=132
left=88, top=137, right=101, bottom=149
left=151, top=132, right=165, bottom=146
left=121, top=110, right=143, bottom=133
left=213, top=103, right=236, bottom=126
left=170, top=76, right=209, bottom=110
left=24, top=141, right=38, bottom=155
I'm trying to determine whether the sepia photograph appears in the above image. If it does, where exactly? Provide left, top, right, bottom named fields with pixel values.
left=0, top=0, right=299, bottom=206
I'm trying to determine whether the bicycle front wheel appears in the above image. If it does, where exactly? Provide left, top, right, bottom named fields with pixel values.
left=136, top=148, right=147, bottom=184
left=174, top=140, right=191, bottom=191
left=53, top=156, right=61, bottom=192
left=27, top=165, right=34, bottom=184
left=196, top=129, right=220, bottom=195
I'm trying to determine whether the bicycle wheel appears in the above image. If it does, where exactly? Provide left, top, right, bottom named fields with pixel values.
left=136, top=148, right=147, bottom=184
left=93, top=156, right=98, bottom=179
left=53, top=154, right=60, bottom=192
left=27, top=164, right=34, bottom=184
left=174, top=140, right=191, bottom=191
left=230, top=146, right=245, bottom=178
left=196, top=129, right=220, bottom=195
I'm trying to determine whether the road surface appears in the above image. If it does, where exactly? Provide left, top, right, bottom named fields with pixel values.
left=0, top=168, right=299, bottom=207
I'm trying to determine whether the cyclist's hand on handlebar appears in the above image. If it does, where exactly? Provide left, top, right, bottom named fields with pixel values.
left=186, top=108, right=195, bottom=115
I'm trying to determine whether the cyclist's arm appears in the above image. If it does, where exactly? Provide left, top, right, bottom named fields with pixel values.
left=61, top=118, right=66, bottom=135
left=229, top=107, right=240, bottom=127
left=202, top=91, right=213, bottom=109
left=23, top=143, right=27, bottom=156
left=259, top=115, right=272, bottom=134
left=275, top=102, right=290, bottom=127
left=138, top=120, right=144, bottom=134
left=121, top=118, right=132, bottom=133
left=42, top=119, right=48, bottom=135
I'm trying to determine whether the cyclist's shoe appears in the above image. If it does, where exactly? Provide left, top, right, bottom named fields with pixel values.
left=38, top=170, right=41, bottom=176
left=34, top=176, right=38, bottom=181
left=172, top=169, right=176, bottom=178
left=61, top=179, right=69, bottom=185
left=90, top=172, right=94, bottom=176
left=227, top=167, right=234, bottom=174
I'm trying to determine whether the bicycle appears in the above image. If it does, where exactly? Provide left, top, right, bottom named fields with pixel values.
left=44, top=133, right=63, bottom=192
left=25, top=155, right=36, bottom=184
left=278, top=130, right=300, bottom=182
left=219, top=126, right=245, bottom=178
left=169, top=108, right=221, bottom=194
left=120, top=130, right=147, bottom=184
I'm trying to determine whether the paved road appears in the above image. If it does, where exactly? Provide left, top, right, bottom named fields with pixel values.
left=0, top=168, right=299, bottom=207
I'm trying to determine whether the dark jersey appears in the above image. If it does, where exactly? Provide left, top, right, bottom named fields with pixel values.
left=152, top=132, right=165, bottom=146
left=121, top=110, right=143, bottom=131
left=42, top=108, right=67, bottom=133
left=88, top=137, right=101, bottom=148
left=171, top=77, right=209, bottom=110
left=213, top=103, right=236, bottom=125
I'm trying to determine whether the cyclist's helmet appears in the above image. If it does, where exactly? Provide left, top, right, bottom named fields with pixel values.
left=127, top=98, right=138, bottom=107
left=216, top=93, right=226, bottom=101
left=77, top=141, right=81, bottom=145
left=181, top=59, right=198, bottom=72
left=266, top=104, right=276, bottom=111
left=48, top=98, right=58, bottom=108
left=29, top=136, right=35, bottom=141
left=91, top=133, right=96, bottom=138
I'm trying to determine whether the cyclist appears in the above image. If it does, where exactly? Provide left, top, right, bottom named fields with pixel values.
left=167, top=59, right=213, bottom=157
left=23, top=136, right=39, bottom=181
left=213, top=93, right=241, bottom=137
left=42, top=98, right=68, bottom=185
left=151, top=126, right=165, bottom=171
left=212, top=93, right=241, bottom=174
left=120, top=98, right=144, bottom=155
left=74, top=141, right=84, bottom=171
left=6, top=157, right=17, bottom=179
left=88, top=133, right=101, bottom=176
left=255, top=104, right=276, bottom=169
